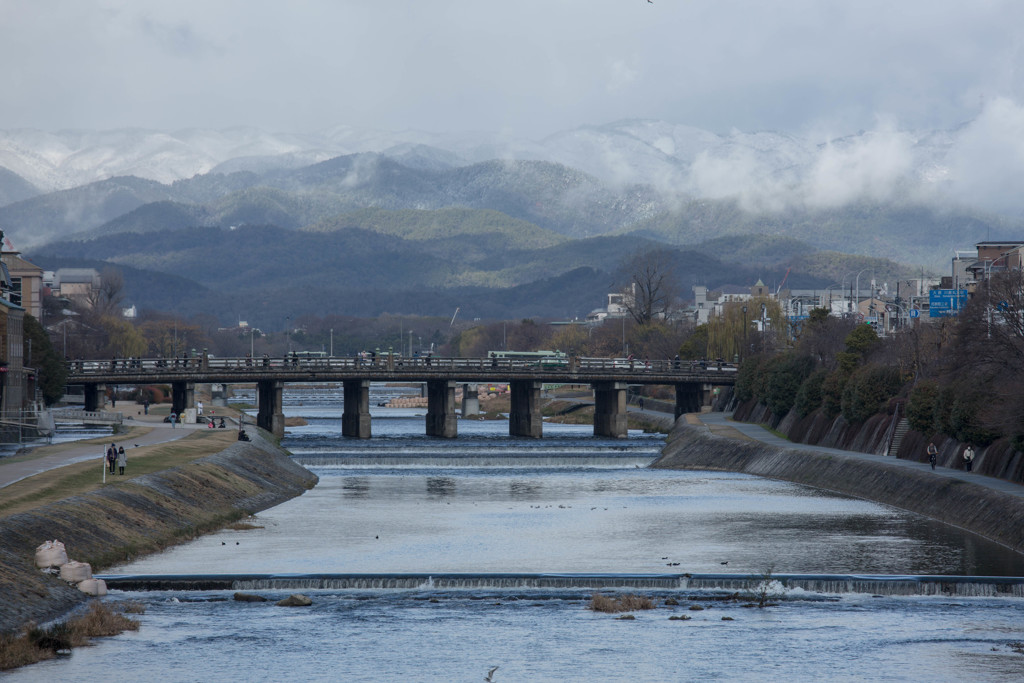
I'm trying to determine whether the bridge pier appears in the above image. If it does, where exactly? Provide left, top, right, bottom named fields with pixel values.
left=509, top=380, right=543, bottom=438
left=593, top=381, right=628, bottom=438
left=171, top=381, right=195, bottom=417
left=83, top=384, right=103, bottom=411
left=342, top=380, right=372, bottom=439
left=674, top=382, right=703, bottom=418
left=425, top=380, right=457, bottom=438
left=256, top=380, right=284, bottom=438
left=461, top=383, right=479, bottom=417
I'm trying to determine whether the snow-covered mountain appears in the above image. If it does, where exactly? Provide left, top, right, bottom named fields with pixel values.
left=2, top=109, right=1023, bottom=219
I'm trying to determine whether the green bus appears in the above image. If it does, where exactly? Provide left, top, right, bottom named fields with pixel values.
left=487, top=350, right=568, bottom=368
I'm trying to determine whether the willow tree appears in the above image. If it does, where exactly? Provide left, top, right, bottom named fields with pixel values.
left=706, top=297, right=786, bottom=361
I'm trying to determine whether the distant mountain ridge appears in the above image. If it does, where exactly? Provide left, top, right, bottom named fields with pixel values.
left=0, top=117, right=1017, bottom=215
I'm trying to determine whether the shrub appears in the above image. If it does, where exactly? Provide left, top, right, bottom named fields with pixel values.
left=821, top=370, right=848, bottom=419
left=841, top=365, right=903, bottom=424
left=906, top=381, right=939, bottom=434
left=589, top=593, right=655, bottom=613
left=764, top=353, right=815, bottom=417
left=734, top=355, right=768, bottom=403
left=950, top=392, right=999, bottom=446
left=794, top=368, right=829, bottom=417
left=933, top=383, right=957, bottom=437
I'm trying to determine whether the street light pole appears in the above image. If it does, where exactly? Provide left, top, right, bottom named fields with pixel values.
left=854, top=268, right=870, bottom=318
left=741, top=305, right=748, bottom=360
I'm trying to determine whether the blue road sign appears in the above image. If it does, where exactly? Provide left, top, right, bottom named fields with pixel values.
left=929, top=289, right=967, bottom=317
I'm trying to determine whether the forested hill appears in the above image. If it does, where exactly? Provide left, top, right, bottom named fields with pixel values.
left=29, top=221, right=834, bottom=326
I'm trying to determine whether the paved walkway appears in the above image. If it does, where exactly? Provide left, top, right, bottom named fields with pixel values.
left=0, top=402, right=239, bottom=490
left=697, top=411, right=1024, bottom=500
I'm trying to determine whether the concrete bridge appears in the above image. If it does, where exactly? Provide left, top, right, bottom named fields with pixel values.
left=65, top=355, right=736, bottom=439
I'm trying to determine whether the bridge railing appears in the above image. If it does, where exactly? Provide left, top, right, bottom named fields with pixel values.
left=65, top=356, right=739, bottom=377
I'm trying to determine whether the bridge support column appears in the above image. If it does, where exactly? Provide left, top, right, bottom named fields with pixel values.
left=83, top=384, right=103, bottom=411
left=675, top=383, right=702, bottom=419
left=593, top=381, right=628, bottom=438
left=426, top=380, right=457, bottom=438
left=256, top=380, right=284, bottom=438
left=509, top=380, right=543, bottom=438
left=172, top=381, right=195, bottom=417
left=342, top=380, right=372, bottom=439
left=461, top=383, right=479, bottom=417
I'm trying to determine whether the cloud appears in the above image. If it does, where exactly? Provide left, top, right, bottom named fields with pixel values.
left=803, top=126, right=917, bottom=208
left=606, top=59, right=638, bottom=93
left=945, top=97, right=1024, bottom=216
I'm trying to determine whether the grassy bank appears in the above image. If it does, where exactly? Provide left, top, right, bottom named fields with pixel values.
left=0, top=430, right=237, bottom=519
left=1, top=601, right=144, bottom=671
left=0, top=429, right=318, bottom=637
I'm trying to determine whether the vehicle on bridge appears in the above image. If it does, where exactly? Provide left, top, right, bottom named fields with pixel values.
left=488, top=350, right=567, bottom=369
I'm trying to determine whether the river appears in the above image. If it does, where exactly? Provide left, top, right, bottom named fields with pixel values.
left=12, top=386, right=1024, bottom=681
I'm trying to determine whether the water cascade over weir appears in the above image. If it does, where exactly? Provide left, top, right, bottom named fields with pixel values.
left=99, top=572, right=1024, bottom=597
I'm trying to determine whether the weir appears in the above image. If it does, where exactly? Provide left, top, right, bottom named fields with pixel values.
left=291, top=454, right=660, bottom=468
left=97, top=572, right=1024, bottom=597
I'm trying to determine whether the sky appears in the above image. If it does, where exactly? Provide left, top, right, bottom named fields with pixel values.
left=2, top=0, right=1024, bottom=140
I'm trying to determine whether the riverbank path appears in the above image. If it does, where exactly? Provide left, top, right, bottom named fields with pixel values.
left=696, top=411, right=1024, bottom=500
left=0, top=402, right=236, bottom=490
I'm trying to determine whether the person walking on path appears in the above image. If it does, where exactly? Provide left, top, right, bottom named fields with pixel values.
left=963, top=445, right=975, bottom=472
left=169, top=412, right=177, bottom=428
left=927, top=442, right=938, bottom=470
left=106, top=444, right=117, bottom=474
left=116, top=446, right=126, bottom=475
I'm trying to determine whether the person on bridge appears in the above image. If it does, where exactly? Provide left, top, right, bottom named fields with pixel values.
left=117, top=446, right=126, bottom=475
left=927, top=442, right=938, bottom=470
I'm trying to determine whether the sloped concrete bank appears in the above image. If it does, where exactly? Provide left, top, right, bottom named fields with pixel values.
left=652, top=421, right=1024, bottom=556
left=0, top=432, right=318, bottom=634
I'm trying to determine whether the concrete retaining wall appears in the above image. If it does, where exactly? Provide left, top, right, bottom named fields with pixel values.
left=0, top=432, right=318, bottom=634
left=653, top=420, right=1024, bottom=556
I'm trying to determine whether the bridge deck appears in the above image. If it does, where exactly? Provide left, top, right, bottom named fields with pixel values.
left=65, top=356, right=737, bottom=386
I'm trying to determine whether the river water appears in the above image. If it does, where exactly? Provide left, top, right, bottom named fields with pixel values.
left=13, top=386, right=1024, bottom=681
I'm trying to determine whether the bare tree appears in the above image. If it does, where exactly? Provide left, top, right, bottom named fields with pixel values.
left=87, top=268, right=125, bottom=317
left=619, top=248, right=680, bottom=325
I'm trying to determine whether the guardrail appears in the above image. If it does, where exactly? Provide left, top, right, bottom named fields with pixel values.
left=65, top=355, right=739, bottom=376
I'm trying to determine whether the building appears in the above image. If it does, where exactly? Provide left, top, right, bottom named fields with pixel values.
left=52, top=268, right=101, bottom=304
left=0, top=250, right=45, bottom=320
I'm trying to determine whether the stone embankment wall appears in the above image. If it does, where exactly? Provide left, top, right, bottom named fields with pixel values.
left=733, top=398, right=1024, bottom=485
left=0, top=433, right=318, bottom=634
left=652, top=421, right=1024, bottom=555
